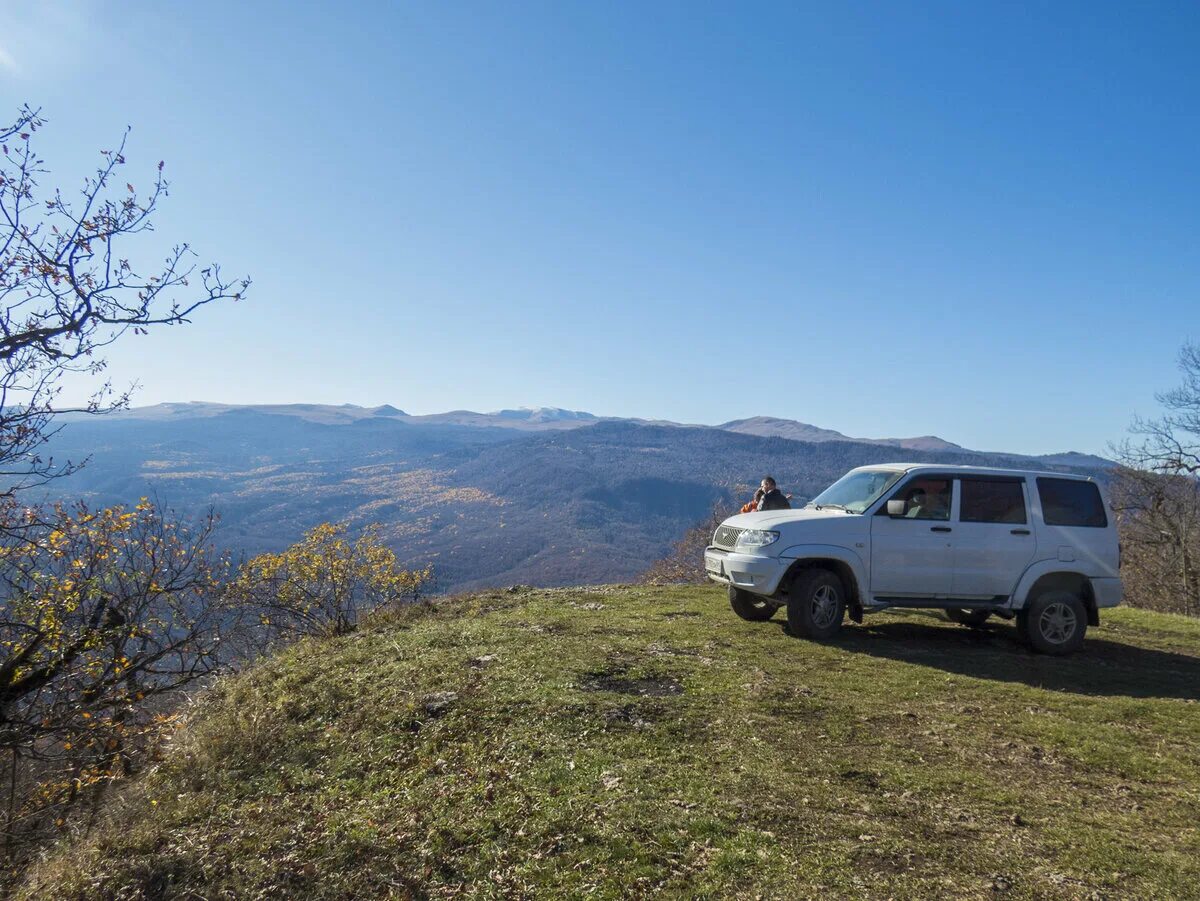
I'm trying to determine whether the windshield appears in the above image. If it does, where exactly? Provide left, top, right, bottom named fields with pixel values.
left=808, top=468, right=905, bottom=514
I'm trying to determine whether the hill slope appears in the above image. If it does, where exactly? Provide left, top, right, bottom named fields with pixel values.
left=23, top=586, right=1200, bottom=899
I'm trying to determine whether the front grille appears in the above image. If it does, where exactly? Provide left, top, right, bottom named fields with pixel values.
left=713, top=525, right=744, bottom=551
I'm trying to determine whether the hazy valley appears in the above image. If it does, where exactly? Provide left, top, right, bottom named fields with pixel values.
left=39, top=403, right=1110, bottom=591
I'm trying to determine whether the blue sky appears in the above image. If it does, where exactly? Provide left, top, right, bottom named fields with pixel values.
left=1, top=1, right=1196, bottom=456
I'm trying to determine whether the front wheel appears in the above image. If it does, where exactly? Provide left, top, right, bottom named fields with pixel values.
left=1022, top=590, right=1087, bottom=655
left=786, top=569, right=845, bottom=640
left=729, top=585, right=776, bottom=621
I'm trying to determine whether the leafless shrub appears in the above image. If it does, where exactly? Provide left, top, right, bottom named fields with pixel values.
left=1113, top=341, right=1200, bottom=616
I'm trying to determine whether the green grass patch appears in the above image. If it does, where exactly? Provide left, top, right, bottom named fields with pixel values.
left=18, top=586, right=1200, bottom=899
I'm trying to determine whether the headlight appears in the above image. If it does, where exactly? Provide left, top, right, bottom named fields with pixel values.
left=736, top=529, right=780, bottom=550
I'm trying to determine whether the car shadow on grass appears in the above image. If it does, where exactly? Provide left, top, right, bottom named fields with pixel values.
left=809, top=614, right=1200, bottom=700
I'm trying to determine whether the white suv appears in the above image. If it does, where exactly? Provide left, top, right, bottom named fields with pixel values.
left=704, top=464, right=1122, bottom=655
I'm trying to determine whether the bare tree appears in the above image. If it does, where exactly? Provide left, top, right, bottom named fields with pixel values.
left=1112, top=341, right=1200, bottom=615
left=1118, top=342, right=1200, bottom=475
left=0, top=105, right=249, bottom=498
left=0, top=104, right=248, bottom=877
left=1110, top=467, right=1200, bottom=617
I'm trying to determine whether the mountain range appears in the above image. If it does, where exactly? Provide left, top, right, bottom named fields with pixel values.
left=35, top=402, right=1112, bottom=590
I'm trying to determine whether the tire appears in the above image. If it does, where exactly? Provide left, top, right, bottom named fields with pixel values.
left=786, top=569, right=846, bottom=640
left=1022, top=590, right=1088, bottom=655
left=946, top=608, right=992, bottom=628
left=729, top=585, right=776, bottom=622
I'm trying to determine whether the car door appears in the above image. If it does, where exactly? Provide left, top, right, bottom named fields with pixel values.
left=951, top=476, right=1038, bottom=598
left=870, top=476, right=955, bottom=597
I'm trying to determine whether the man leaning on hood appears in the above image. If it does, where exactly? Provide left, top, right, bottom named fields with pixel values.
left=756, top=476, right=791, bottom=511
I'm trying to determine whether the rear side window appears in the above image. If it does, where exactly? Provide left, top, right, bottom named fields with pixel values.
left=1036, top=478, right=1107, bottom=528
left=961, top=478, right=1027, bottom=524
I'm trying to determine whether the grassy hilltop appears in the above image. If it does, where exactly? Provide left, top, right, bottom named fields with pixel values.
left=21, top=585, right=1200, bottom=900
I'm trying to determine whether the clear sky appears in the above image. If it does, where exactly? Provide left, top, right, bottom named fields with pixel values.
left=2, top=1, right=1196, bottom=456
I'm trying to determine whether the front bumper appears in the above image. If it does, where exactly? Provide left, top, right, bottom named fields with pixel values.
left=703, top=547, right=789, bottom=596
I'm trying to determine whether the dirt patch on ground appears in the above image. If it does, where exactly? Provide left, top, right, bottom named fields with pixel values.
left=839, top=768, right=883, bottom=790
left=604, top=703, right=656, bottom=729
left=579, top=666, right=684, bottom=697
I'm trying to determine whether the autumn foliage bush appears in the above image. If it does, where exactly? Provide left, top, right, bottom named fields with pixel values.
left=0, top=499, right=229, bottom=874
left=229, top=522, right=432, bottom=642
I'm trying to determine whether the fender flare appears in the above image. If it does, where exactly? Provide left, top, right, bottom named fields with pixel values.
left=776, top=544, right=868, bottom=601
left=1010, top=560, right=1093, bottom=610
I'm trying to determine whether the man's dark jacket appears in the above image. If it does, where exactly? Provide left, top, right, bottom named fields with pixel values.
left=758, top=488, right=790, bottom=511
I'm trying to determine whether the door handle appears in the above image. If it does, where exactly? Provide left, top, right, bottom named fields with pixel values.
left=930, top=526, right=952, bottom=533
left=1011, top=529, right=1031, bottom=535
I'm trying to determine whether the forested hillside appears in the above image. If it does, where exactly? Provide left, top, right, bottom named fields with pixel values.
left=37, top=408, right=1107, bottom=591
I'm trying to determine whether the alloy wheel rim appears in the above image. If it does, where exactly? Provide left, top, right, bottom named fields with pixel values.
left=1038, top=602, right=1077, bottom=644
left=811, top=584, right=839, bottom=628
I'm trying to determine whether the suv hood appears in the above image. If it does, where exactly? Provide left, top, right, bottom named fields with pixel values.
left=724, top=507, right=859, bottom=528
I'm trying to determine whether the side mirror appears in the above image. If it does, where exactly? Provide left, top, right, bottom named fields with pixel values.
left=886, top=499, right=906, bottom=517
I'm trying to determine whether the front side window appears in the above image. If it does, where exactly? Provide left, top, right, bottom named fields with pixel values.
left=961, top=478, right=1027, bottom=524
left=1037, top=478, right=1107, bottom=527
left=808, top=468, right=905, bottom=514
left=882, top=477, right=952, bottom=521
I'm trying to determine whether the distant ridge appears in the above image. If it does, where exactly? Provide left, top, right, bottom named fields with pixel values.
left=491, top=407, right=599, bottom=423
left=75, top=402, right=677, bottom=432
left=885, top=435, right=968, bottom=453
left=719, top=416, right=967, bottom=454
left=718, top=416, right=852, bottom=444
left=63, top=401, right=1112, bottom=466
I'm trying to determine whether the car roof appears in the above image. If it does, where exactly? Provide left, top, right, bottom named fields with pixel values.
left=855, top=463, right=1097, bottom=482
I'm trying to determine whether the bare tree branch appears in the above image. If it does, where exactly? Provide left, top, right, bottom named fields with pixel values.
left=0, top=106, right=250, bottom=499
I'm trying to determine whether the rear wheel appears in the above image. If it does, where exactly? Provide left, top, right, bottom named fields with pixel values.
left=786, top=569, right=845, bottom=640
left=946, top=608, right=992, bottom=628
left=729, top=585, right=776, bottom=621
left=1022, top=590, right=1087, bottom=655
